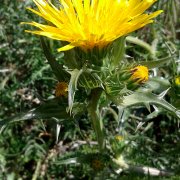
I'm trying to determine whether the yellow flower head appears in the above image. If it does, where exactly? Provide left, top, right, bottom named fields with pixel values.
left=55, top=82, right=68, bottom=97
left=130, top=65, right=149, bottom=83
left=175, top=76, right=180, bottom=86
left=115, top=135, right=124, bottom=141
left=23, top=0, right=162, bottom=52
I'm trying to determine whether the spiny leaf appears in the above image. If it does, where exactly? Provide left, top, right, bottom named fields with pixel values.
left=0, top=98, right=70, bottom=127
left=141, top=56, right=174, bottom=69
left=0, top=99, right=86, bottom=129
left=110, top=36, right=125, bottom=67
left=146, top=77, right=170, bottom=93
left=40, top=37, right=70, bottom=81
left=121, top=90, right=180, bottom=118
left=68, top=69, right=83, bottom=114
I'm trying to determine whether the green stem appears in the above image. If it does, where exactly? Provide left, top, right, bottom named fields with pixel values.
left=88, top=88, right=105, bottom=150
left=32, top=160, right=42, bottom=180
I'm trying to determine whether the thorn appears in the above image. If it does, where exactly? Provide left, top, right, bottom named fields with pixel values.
left=56, top=124, right=61, bottom=144
left=145, top=110, right=159, bottom=120
left=152, top=105, right=159, bottom=112
left=176, top=110, right=180, bottom=119
left=158, top=88, right=170, bottom=99
left=144, top=102, right=151, bottom=113
left=135, top=122, right=145, bottom=132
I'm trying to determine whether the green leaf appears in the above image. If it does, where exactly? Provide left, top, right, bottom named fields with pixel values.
left=55, top=157, right=78, bottom=165
left=0, top=98, right=70, bottom=127
left=140, top=56, right=174, bottom=69
left=68, top=69, right=83, bottom=113
left=146, top=77, right=170, bottom=93
left=121, top=90, right=180, bottom=118
left=0, top=99, right=86, bottom=128
left=110, top=37, right=125, bottom=67
left=40, top=37, right=70, bottom=81
left=63, top=48, right=80, bottom=69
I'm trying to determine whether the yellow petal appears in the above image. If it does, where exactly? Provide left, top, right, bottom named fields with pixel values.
left=57, top=44, right=76, bottom=52
left=22, top=0, right=163, bottom=52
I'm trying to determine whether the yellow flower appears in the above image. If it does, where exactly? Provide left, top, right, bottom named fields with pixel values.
left=55, top=82, right=68, bottom=97
left=115, top=135, right=124, bottom=141
left=22, top=0, right=162, bottom=52
left=130, top=65, right=149, bottom=83
left=175, top=76, right=180, bottom=86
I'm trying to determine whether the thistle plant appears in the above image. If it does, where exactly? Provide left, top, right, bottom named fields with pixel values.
left=1, top=0, right=180, bottom=178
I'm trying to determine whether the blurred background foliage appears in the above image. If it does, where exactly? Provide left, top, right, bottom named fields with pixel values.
left=0, top=0, right=179, bottom=179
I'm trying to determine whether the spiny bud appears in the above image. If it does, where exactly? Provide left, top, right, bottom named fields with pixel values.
left=104, top=65, right=149, bottom=97
left=130, top=65, right=149, bottom=84
left=55, top=82, right=68, bottom=97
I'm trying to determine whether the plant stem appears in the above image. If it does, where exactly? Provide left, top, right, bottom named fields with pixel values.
left=32, top=160, right=42, bottom=180
left=87, top=88, right=105, bottom=150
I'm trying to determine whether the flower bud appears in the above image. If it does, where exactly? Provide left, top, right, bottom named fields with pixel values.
left=130, top=65, right=149, bottom=84
left=175, top=76, right=180, bottom=87
left=115, top=135, right=124, bottom=141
